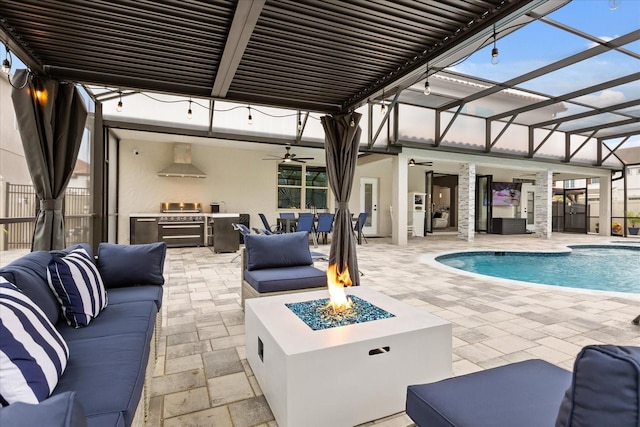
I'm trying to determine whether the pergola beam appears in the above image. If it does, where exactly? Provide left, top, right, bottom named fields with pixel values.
left=211, top=0, right=265, bottom=98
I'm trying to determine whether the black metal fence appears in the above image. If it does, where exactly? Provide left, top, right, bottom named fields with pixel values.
left=2, top=183, right=91, bottom=250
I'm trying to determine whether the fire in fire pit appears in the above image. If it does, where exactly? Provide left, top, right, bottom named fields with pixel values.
left=286, top=295, right=395, bottom=331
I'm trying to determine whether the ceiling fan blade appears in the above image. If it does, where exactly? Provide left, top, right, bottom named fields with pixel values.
left=294, top=157, right=314, bottom=160
left=262, top=158, right=283, bottom=160
left=292, top=159, right=307, bottom=163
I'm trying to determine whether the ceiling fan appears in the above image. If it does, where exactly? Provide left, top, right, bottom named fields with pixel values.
left=263, top=145, right=314, bottom=163
left=408, top=158, right=433, bottom=167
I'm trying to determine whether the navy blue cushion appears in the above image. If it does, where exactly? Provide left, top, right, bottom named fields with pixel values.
left=244, top=265, right=326, bottom=293
left=97, top=242, right=166, bottom=288
left=244, top=232, right=312, bottom=271
left=51, top=333, right=151, bottom=426
left=57, top=300, right=156, bottom=343
left=86, top=413, right=125, bottom=427
left=107, top=285, right=163, bottom=311
left=47, top=248, right=108, bottom=328
left=0, top=391, right=87, bottom=427
left=0, top=245, right=92, bottom=326
left=556, top=345, right=640, bottom=427
left=406, top=359, right=571, bottom=427
left=0, top=279, right=69, bottom=406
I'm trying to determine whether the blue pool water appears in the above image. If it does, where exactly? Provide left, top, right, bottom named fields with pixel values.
left=436, top=245, right=640, bottom=293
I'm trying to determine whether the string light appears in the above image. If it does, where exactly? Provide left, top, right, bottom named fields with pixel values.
left=349, top=115, right=355, bottom=127
left=248, top=105, right=253, bottom=125
left=1, top=44, right=11, bottom=75
left=187, top=98, right=193, bottom=119
left=424, top=64, right=431, bottom=95
left=297, top=111, right=302, bottom=131
left=380, top=88, right=386, bottom=114
left=491, top=25, right=499, bottom=65
left=116, top=91, right=123, bottom=112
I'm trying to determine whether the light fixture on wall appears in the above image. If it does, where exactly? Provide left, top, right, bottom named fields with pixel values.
left=116, top=91, right=123, bottom=112
left=423, top=64, right=431, bottom=96
left=248, top=105, right=253, bottom=125
left=187, top=98, right=193, bottom=119
left=491, top=25, right=499, bottom=65
left=1, top=44, right=11, bottom=75
left=408, top=158, right=433, bottom=167
left=409, top=159, right=416, bottom=167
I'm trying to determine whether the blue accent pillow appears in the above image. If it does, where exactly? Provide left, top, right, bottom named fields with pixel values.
left=97, top=242, right=167, bottom=288
left=244, top=232, right=313, bottom=271
left=0, top=278, right=69, bottom=406
left=0, top=391, right=87, bottom=427
left=47, top=248, right=108, bottom=328
left=555, top=345, right=640, bottom=427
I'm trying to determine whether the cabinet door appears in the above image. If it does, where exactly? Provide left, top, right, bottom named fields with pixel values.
left=130, top=217, right=159, bottom=244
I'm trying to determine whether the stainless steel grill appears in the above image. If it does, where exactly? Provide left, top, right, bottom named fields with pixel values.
left=158, top=202, right=205, bottom=247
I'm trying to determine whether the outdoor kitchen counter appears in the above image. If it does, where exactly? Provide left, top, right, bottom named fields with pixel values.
left=129, top=214, right=240, bottom=250
left=129, top=213, right=240, bottom=218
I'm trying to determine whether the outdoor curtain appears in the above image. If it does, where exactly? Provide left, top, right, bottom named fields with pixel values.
left=321, top=112, right=362, bottom=286
left=11, top=69, right=88, bottom=251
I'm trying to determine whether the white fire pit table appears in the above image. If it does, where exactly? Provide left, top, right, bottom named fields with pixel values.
left=245, top=287, right=452, bottom=427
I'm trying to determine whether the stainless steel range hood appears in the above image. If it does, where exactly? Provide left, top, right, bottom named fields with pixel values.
left=158, top=143, right=206, bottom=178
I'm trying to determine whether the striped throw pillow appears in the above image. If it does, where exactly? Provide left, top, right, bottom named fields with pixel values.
left=0, top=278, right=69, bottom=406
left=47, top=248, right=108, bottom=328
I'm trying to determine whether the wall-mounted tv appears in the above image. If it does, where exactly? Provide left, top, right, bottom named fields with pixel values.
left=492, top=182, right=522, bottom=206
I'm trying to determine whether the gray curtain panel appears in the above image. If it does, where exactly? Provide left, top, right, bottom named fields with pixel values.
left=321, top=112, right=362, bottom=286
left=11, top=69, right=88, bottom=251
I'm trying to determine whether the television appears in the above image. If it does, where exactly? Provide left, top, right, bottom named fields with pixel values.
left=491, top=182, right=522, bottom=206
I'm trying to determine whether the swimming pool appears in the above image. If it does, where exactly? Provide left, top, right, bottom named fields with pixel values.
left=436, top=245, right=640, bottom=293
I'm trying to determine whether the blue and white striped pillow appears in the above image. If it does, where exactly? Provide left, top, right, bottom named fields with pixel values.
left=47, top=248, right=108, bottom=328
left=0, top=278, right=69, bottom=406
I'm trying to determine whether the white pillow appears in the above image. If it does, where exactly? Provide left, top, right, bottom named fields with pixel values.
left=0, top=278, right=69, bottom=406
left=47, top=248, right=108, bottom=328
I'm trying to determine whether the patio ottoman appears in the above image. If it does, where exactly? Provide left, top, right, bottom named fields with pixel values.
left=406, top=359, right=571, bottom=427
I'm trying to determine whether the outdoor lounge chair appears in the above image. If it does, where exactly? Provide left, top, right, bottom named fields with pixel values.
left=259, top=213, right=282, bottom=234
left=296, top=213, right=317, bottom=246
left=353, top=212, right=368, bottom=244
left=406, top=344, right=640, bottom=427
left=315, top=213, right=334, bottom=244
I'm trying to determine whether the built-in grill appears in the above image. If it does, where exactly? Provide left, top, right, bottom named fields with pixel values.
left=158, top=202, right=205, bottom=247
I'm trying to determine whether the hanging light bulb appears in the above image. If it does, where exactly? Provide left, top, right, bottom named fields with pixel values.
left=424, top=64, right=431, bottom=95
left=187, top=98, right=193, bottom=119
left=409, top=159, right=416, bottom=167
left=116, top=91, right=123, bottom=112
left=380, top=88, right=386, bottom=114
left=297, top=112, right=302, bottom=131
left=349, top=116, right=355, bottom=127
left=609, top=0, right=621, bottom=10
left=1, top=45, right=10, bottom=75
left=491, top=26, right=499, bottom=65
left=248, top=106, right=253, bottom=125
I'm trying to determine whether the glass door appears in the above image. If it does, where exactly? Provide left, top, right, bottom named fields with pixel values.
left=475, top=175, right=492, bottom=233
left=424, top=171, right=434, bottom=234
left=564, top=188, right=588, bottom=233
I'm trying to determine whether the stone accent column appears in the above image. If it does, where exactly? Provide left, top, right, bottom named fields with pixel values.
left=458, top=163, right=475, bottom=242
left=535, top=170, right=553, bottom=239
left=598, top=174, right=611, bottom=236
left=392, top=156, right=408, bottom=246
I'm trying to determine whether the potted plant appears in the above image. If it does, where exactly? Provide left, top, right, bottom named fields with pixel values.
left=612, top=221, right=622, bottom=235
left=627, top=211, right=640, bottom=235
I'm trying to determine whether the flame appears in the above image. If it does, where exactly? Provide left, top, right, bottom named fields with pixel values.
left=326, top=263, right=353, bottom=311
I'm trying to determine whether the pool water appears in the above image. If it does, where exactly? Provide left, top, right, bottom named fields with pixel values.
left=437, top=246, right=640, bottom=293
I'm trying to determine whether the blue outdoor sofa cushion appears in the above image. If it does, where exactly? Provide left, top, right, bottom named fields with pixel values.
left=107, top=285, right=163, bottom=310
left=244, top=265, right=327, bottom=293
left=556, top=345, right=640, bottom=427
left=0, top=391, right=87, bottom=427
left=406, top=359, right=571, bottom=427
left=51, top=332, right=152, bottom=426
left=245, top=232, right=313, bottom=271
left=97, top=242, right=166, bottom=288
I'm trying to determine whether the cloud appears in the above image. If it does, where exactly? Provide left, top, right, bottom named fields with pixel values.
left=587, top=36, right=616, bottom=49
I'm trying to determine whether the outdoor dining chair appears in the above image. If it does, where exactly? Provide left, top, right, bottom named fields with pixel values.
left=259, top=213, right=282, bottom=234
left=296, top=213, right=318, bottom=247
left=315, top=213, right=334, bottom=244
left=353, top=212, right=368, bottom=244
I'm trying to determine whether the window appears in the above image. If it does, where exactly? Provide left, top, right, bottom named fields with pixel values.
left=277, top=164, right=328, bottom=209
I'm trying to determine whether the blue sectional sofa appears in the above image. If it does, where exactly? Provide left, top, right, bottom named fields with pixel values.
left=0, top=242, right=166, bottom=427
left=240, top=232, right=327, bottom=308
left=406, top=344, right=640, bottom=427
